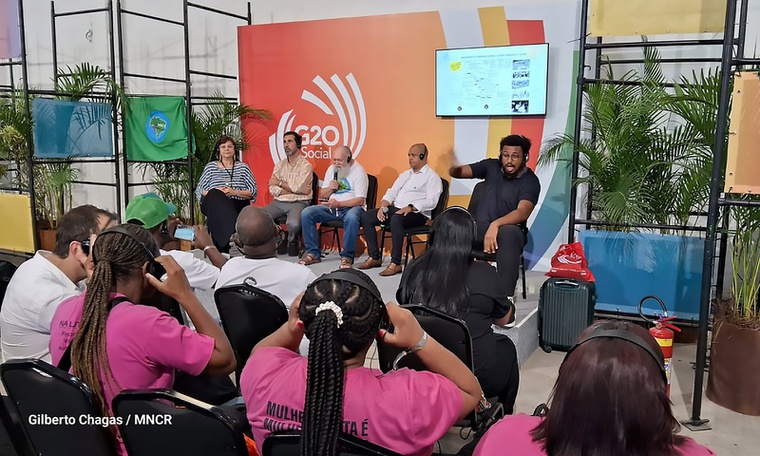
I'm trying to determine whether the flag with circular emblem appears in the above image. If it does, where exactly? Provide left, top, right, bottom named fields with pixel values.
left=125, top=96, right=190, bottom=161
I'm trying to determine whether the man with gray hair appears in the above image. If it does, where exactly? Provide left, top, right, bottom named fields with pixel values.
left=298, top=145, right=368, bottom=269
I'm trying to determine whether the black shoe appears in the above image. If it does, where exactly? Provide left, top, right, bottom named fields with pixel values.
left=277, top=241, right=288, bottom=255
left=287, top=242, right=299, bottom=257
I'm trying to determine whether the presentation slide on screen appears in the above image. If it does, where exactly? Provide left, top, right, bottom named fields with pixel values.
left=436, top=43, right=549, bottom=116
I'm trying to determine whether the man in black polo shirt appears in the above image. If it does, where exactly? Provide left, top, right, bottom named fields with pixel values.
left=449, top=134, right=541, bottom=298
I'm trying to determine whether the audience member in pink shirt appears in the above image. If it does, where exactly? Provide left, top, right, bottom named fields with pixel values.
left=474, top=321, right=715, bottom=456
left=241, top=269, right=482, bottom=456
left=49, top=224, right=235, bottom=454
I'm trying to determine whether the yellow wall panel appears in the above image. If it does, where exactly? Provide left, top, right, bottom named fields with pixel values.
left=590, top=0, right=726, bottom=36
left=725, top=72, right=760, bottom=195
left=0, top=193, right=35, bottom=253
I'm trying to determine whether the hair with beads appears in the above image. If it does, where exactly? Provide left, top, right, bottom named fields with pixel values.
left=70, top=223, right=158, bottom=444
left=298, top=269, right=384, bottom=456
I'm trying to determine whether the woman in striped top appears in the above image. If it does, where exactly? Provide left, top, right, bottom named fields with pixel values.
left=197, top=136, right=258, bottom=252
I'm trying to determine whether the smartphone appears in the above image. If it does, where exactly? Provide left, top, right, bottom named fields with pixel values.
left=174, top=226, right=195, bottom=242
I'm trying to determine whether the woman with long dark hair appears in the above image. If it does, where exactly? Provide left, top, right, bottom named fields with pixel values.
left=474, top=321, right=715, bottom=456
left=241, top=268, right=482, bottom=456
left=196, top=135, right=258, bottom=251
left=49, top=224, right=236, bottom=454
left=398, top=206, right=519, bottom=413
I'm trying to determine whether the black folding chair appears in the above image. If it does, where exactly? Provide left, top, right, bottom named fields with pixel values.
left=375, top=305, right=500, bottom=432
left=379, top=178, right=450, bottom=266
left=321, top=174, right=378, bottom=253
left=113, top=389, right=248, bottom=456
left=467, top=180, right=528, bottom=299
left=0, top=359, right=117, bottom=456
left=262, top=431, right=401, bottom=456
left=214, top=279, right=288, bottom=386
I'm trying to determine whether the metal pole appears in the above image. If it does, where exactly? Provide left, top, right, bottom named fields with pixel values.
left=568, top=0, right=590, bottom=243
left=247, top=2, right=252, bottom=25
left=116, top=0, right=130, bottom=207
left=50, top=1, right=58, bottom=85
left=684, top=0, right=738, bottom=429
left=737, top=0, right=749, bottom=58
left=585, top=36, right=602, bottom=222
left=715, top=207, right=730, bottom=300
left=18, top=0, right=39, bottom=250
left=107, top=0, right=122, bottom=218
left=183, top=0, right=195, bottom=222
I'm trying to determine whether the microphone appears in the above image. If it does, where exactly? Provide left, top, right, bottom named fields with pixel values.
left=332, top=168, right=339, bottom=216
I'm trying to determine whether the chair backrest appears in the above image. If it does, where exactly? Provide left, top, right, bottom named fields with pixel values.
left=0, top=359, right=118, bottom=456
left=113, top=389, right=248, bottom=456
left=366, top=174, right=379, bottom=210
left=262, top=432, right=401, bottom=456
left=466, top=180, right=486, bottom=215
left=214, top=280, right=288, bottom=383
left=0, top=260, right=17, bottom=305
left=310, top=171, right=320, bottom=205
left=376, top=304, right=474, bottom=373
left=430, top=178, right=450, bottom=220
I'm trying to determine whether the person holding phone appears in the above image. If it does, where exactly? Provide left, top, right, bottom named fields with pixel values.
left=241, top=269, right=481, bottom=456
left=49, top=223, right=235, bottom=455
left=126, top=193, right=226, bottom=290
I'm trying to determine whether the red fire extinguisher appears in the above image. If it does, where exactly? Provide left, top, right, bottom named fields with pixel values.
left=639, top=296, right=681, bottom=396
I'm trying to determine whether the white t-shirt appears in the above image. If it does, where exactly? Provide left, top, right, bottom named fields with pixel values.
left=323, top=161, right=369, bottom=207
left=216, top=257, right=316, bottom=309
left=160, top=249, right=219, bottom=291
left=216, top=257, right=316, bottom=354
left=0, top=251, right=85, bottom=363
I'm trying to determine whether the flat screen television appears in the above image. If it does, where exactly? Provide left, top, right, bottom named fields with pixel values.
left=436, top=43, right=549, bottom=117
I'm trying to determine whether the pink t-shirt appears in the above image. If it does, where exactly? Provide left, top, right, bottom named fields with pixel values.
left=474, top=414, right=716, bottom=456
left=49, top=293, right=215, bottom=453
left=241, top=347, right=463, bottom=456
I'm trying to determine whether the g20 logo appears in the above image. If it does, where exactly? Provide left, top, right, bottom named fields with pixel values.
left=269, top=73, right=366, bottom=164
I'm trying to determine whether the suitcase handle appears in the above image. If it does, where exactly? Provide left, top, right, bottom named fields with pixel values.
left=554, top=279, right=580, bottom=288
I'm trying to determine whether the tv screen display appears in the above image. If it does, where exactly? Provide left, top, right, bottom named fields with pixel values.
left=436, top=43, right=549, bottom=117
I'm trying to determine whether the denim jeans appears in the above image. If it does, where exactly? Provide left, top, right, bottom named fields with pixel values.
left=301, top=205, right=365, bottom=260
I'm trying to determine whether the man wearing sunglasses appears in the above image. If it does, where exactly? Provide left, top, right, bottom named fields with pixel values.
left=449, top=135, right=541, bottom=300
left=1, top=205, right=117, bottom=363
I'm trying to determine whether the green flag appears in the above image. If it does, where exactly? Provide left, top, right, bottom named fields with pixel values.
left=125, top=96, right=189, bottom=161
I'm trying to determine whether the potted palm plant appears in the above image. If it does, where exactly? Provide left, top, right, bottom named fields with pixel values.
left=539, top=46, right=722, bottom=319
left=706, top=200, right=760, bottom=415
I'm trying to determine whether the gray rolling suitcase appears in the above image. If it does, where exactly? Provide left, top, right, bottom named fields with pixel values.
left=538, top=278, right=596, bottom=352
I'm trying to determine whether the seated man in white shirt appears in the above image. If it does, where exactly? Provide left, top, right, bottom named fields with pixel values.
left=125, top=193, right=225, bottom=290
left=216, top=206, right=316, bottom=308
left=299, top=145, right=368, bottom=269
left=0, top=204, right=117, bottom=362
left=358, top=143, right=443, bottom=276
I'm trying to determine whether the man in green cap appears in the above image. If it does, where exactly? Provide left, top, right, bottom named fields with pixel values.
left=125, top=193, right=226, bottom=289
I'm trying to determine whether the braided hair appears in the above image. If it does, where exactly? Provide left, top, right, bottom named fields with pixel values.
left=298, top=269, right=384, bottom=456
left=70, top=223, right=158, bottom=440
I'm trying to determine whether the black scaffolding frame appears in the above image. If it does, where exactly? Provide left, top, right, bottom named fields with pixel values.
left=568, top=0, right=755, bottom=429
left=116, top=0, right=251, bottom=222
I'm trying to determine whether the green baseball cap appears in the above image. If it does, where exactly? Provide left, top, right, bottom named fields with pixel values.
left=125, top=193, right=177, bottom=229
